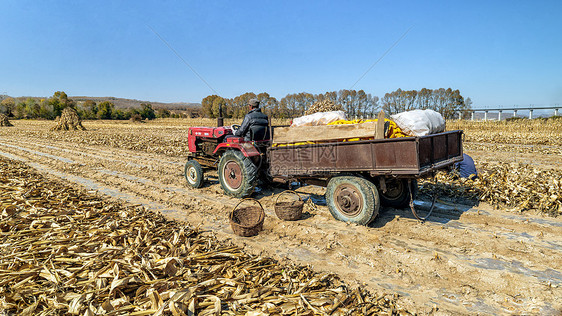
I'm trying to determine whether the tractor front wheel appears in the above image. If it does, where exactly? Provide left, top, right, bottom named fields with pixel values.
left=184, top=160, right=204, bottom=188
left=218, top=150, right=257, bottom=198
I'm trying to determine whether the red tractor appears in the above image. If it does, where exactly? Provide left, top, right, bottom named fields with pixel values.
left=185, top=122, right=269, bottom=198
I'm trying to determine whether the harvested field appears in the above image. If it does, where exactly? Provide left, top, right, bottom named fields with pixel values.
left=448, top=118, right=562, bottom=146
left=0, top=118, right=561, bottom=315
left=0, top=157, right=404, bottom=315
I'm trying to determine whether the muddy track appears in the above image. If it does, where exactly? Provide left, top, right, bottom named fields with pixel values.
left=1, top=133, right=561, bottom=315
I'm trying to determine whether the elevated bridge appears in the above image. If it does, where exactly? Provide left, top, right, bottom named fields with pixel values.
left=459, top=105, right=560, bottom=120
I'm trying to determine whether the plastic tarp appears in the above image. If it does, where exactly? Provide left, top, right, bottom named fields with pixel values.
left=291, top=111, right=346, bottom=127
left=390, top=109, right=445, bottom=136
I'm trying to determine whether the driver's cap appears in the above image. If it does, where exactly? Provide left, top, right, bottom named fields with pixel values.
left=248, top=99, right=260, bottom=107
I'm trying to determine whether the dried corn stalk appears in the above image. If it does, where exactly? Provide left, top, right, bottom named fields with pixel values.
left=448, top=118, right=562, bottom=146
left=420, top=162, right=562, bottom=216
left=0, top=114, right=12, bottom=127
left=0, top=157, right=410, bottom=315
left=51, top=107, right=85, bottom=131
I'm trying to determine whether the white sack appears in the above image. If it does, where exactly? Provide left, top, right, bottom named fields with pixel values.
left=390, top=109, right=445, bottom=136
left=291, top=111, right=347, bottom=127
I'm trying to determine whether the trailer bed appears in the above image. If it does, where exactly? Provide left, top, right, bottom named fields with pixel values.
left=268, top=130, right=463, bottom=178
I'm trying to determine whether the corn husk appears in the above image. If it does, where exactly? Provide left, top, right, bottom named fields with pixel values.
left=0, top=157, right=409, bottom=315
left=420, top=162, right=562, bottom=216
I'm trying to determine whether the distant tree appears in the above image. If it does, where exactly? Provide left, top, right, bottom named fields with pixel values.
left=279, top=93, right=309, bottom=118
left=211, top=97, right=227, bottom=118
left=201, top=95, right=222, bottom=118
left=13, top=102, right=25, bottom=119
left=111, top=109, right=127, bottom=120
left=49, top=91, right=75, bottom=117
left=19, top=98, right=40, bottom=118
left=97, top=101, right=114, bottom=119
left=336, top=89, right=379, bottom=118
left=38, top=99, right=54, bottom=119
left=126, top=108, right=140, bottom=120
left=140, top=103, right=156, bottom=120
left=229, top=92, right=257, bottom=118
left=462, top=97, right=473, bottom=119
left=156, top=108, right=171, bottom=118
left=256, top=92, right=278, bottom=117
left=317, top=91, right=338, bottom=104
left=382, top=88, right=470, bottom=119
left=82, top=100, right=98, bottom=119
left=0, top=97, right=15, bottom=116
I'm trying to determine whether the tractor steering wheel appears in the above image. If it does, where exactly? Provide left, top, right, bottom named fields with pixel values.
left=230, top=124, right=240, bottom=131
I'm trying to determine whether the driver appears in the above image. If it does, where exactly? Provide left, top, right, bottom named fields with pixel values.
left=234, top=98, right=269, bottom=141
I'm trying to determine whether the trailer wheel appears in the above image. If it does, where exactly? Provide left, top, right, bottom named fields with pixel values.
left=380, top=178, right=417, bottom=208
left=185, top=160, right=204, bottom=188
left=218, top=150, right=257, bottom=198
left=326, top=176, right=380, bottom=225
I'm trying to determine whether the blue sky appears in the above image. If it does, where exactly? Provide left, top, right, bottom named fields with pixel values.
left=1, top=1, right=561, bottom=108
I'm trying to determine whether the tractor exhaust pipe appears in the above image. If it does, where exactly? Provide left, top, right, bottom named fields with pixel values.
left=217, top=103, right=224, bottom=127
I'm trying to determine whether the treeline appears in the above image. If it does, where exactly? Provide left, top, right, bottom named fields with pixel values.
left=202, top=88, right=471, bottom=119
left=0, top=92, right=191, bottom=120
left=381, top=88, right=472, bottom=119
left=202, top=90, right=380, bottom=119
left=0, top=88, right=472, bottom=121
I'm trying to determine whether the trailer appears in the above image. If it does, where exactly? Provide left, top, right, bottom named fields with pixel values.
left=268, top=129, right=463, bottom=224
left=185, top=120, right=463, bottom=225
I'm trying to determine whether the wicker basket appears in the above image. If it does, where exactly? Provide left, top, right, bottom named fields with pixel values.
left=274, top=190, right=304, bottom=221
left=230, top=198, right=265, bottom=237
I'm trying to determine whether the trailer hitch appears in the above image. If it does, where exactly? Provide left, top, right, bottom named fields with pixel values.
left=408, top=179, right=436, bottom=222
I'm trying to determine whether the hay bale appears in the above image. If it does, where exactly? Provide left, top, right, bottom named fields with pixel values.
left=0, top=114, right=13, bottom=127
left=305, top=99, right=343, bottom=115
left=51, top=107, right=85, bottom=131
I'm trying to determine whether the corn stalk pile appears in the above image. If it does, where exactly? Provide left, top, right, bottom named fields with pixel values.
left=420, top=162, right=562, bottom=216
left=51, top=107, right=86, bottom=131
left=0, top=157, right=408, bottom=315
left=0, top=114, right=13, bottom=127
left=304, top=100, right=343, bottom=116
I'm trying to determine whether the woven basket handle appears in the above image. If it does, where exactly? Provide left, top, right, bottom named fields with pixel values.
left=275, top=190, right=302, bottom=204
left=231, top=198, right=264, bottom=218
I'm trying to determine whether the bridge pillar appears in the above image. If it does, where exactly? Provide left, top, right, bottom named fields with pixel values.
left=556, top=109, right=559, bottom=116
left=513, top=110, right=517, bottom=117
left=471, top=111, right=474, bottom=121
left=484, top=111, right=488, bottom=121
left=498, top=110, right=502, bottom=121
left=529, top=109, right=533, bottom=119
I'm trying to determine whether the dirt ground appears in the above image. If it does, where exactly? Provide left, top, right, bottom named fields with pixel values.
left=1, top=119, right=561, bottom=315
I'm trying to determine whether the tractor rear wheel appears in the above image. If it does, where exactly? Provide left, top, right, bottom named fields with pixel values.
left=380, top=178, right=417, bottom=208
left=218, top=150, right=257, bottom=198
left=326, top=176, right=380, bottom=225
left=185, top=160, right=204, bottom=188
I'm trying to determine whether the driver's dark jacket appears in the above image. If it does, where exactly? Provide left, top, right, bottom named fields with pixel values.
left=235, top=108, right=269, bottom=141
